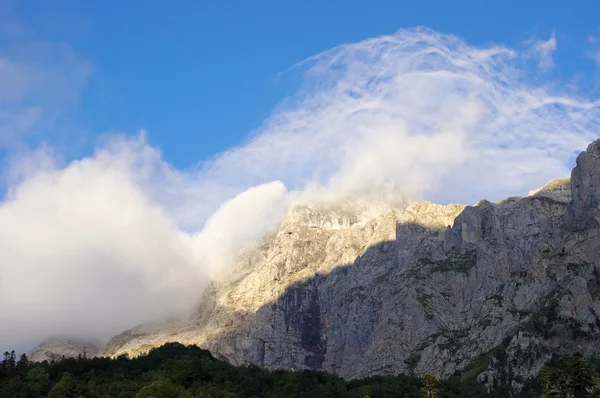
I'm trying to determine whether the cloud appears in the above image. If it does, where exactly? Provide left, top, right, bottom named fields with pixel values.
left=191, top=181, right=288, bottom=278
left=527, top=32, right=557, bottom=71
left=204, top=28, right=595, bottom=204
left=2, top=27, right=600, bottom=352
left=0, top=136, right=286, bottom=352
left=0, top=139, right=202, bottom=350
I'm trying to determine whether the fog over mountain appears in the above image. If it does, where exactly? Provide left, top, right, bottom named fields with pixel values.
left=1, top=27, right=600, bottom=353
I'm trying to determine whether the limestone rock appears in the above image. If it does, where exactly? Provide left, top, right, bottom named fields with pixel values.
left=29, top=338, right=100, bottom=362
left=528, top=177, right=571, bottom=203
left=101, top=139, right=600, bottom=391
left=565, top=139, right=600, bottom=230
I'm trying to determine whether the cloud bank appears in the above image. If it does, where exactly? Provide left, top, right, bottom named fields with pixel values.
left=2, top=27, right=600, bottom=352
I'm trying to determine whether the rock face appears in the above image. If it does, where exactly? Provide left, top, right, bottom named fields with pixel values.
left=103, top=140, right=600, bottom=391
left=29, top=338, right=100, bottom=362
left=565, top=139, right=600, bottom=230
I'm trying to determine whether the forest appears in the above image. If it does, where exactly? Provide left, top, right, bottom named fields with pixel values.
left=0, top=342, right=597, bottom=397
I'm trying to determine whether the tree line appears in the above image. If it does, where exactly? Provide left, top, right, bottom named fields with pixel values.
left=1, top=342, right=598, bottom=397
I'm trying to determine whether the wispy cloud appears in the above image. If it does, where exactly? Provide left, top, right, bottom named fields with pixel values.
left=2, top=27, right=600, bottom=352
left=526, top=32, right=557, bottom=71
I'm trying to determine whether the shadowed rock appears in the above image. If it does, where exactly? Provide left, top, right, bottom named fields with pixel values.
left=93, top=139, right=600, bottom=392
left=565, top=139, right=600, bottom=230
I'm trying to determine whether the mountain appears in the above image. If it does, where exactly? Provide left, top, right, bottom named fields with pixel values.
left=28, top=338, right=100, bottom=362
left=36, top=139, right=600, bottom=392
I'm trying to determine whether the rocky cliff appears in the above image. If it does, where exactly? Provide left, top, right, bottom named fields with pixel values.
left=95, top=140, right=600, bottom=390
left=28, top=338, right=100, bottom=362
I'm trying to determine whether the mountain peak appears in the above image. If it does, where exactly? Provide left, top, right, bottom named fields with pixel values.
left=52, top=140, right=600, bottom=394
left=29, top=337, right=101, bottom=362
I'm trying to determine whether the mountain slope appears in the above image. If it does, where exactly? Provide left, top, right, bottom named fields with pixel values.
left=28, top=338, right=100, bottom=362
left=97, top=140, right=600, bottom=391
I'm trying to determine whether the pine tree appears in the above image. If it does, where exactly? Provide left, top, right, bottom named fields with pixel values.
left=2, top=351, right=15, bottom=368
left=0, top=351, right=16, bottom=382
left=569, top=352, right=594, bottom=398
left=555, top=357, right=571, bottom=397
left=540, top=364, right=555, bottom=398
left=15, top=354, right=28, bottom=375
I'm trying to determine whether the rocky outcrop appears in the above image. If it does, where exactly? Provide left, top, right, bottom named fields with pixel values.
left=29, top=338, right=100, bottom=362
left=102, top=140, right=600, bottom=391
left=565, top=139, right=600, bottom=230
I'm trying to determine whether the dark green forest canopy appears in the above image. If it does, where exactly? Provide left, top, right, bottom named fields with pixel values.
left=1, top=342, right=588, bottom=398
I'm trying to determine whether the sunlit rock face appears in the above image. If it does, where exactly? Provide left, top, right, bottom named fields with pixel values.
left=94, top=140, right=600, bottom=390
left=28, top=338, right=100, bottom=362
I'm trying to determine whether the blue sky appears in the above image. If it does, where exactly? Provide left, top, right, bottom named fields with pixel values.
left=3, top=1, right=600, bottom=351
left=2, top=0, right=600, bottom=168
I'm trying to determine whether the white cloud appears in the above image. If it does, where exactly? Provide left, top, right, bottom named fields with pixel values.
left=0, top=137, right=286, bottom=352
left=2, top=27, right=600, bottom=352
left=191, top=181, right=289, bottom=278
left=0, top=140, right=200, bottom=349
left=527, top=32, right=557, bottom=71
left=203, top=28, right=595, bottom=204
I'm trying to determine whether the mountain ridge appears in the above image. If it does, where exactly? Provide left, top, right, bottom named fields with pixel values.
left=32, top=139, right=600, bottom=392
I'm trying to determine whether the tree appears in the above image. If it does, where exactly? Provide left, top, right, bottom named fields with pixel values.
left=0, top=376, right=25, bottom=398
left=420, top=373, right=440, bottom=398
left=2, top=352, right=15, bottom=368
left=555, top=357, right=571, bottom=397
left=48, top=372, right=78, bottom=398
left=540, top=364, right=555, bottom=398
left=26, top=365, right=50, bottom=397
left=135, top=379, right=192, bottom=398
left=541, top=353, right=595, bottom=397
left=15, top=354, right=28, bottom=376
left=569, top=352, right=594, bottom=397
left=592, top=378, right=600, bottom=398
left=0, top=351, right=16, bottom=383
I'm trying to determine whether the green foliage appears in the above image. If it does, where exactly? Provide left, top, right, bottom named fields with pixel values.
left=136, top=378, right=192, bottom=397
left=420, top=374, right=439, bottom=398
left=540, top=364, right=553, bottom=397
left=541, top=352, right=596, bottom=397
left=48, top=372, right=77, bottom=398
left=0, top=376, right=26, bottom=398
left=26, top=366, right=50, bottom=396
left=569, top=352, right=594, bottom=396
left=0, top=341, right=558, bottom=398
